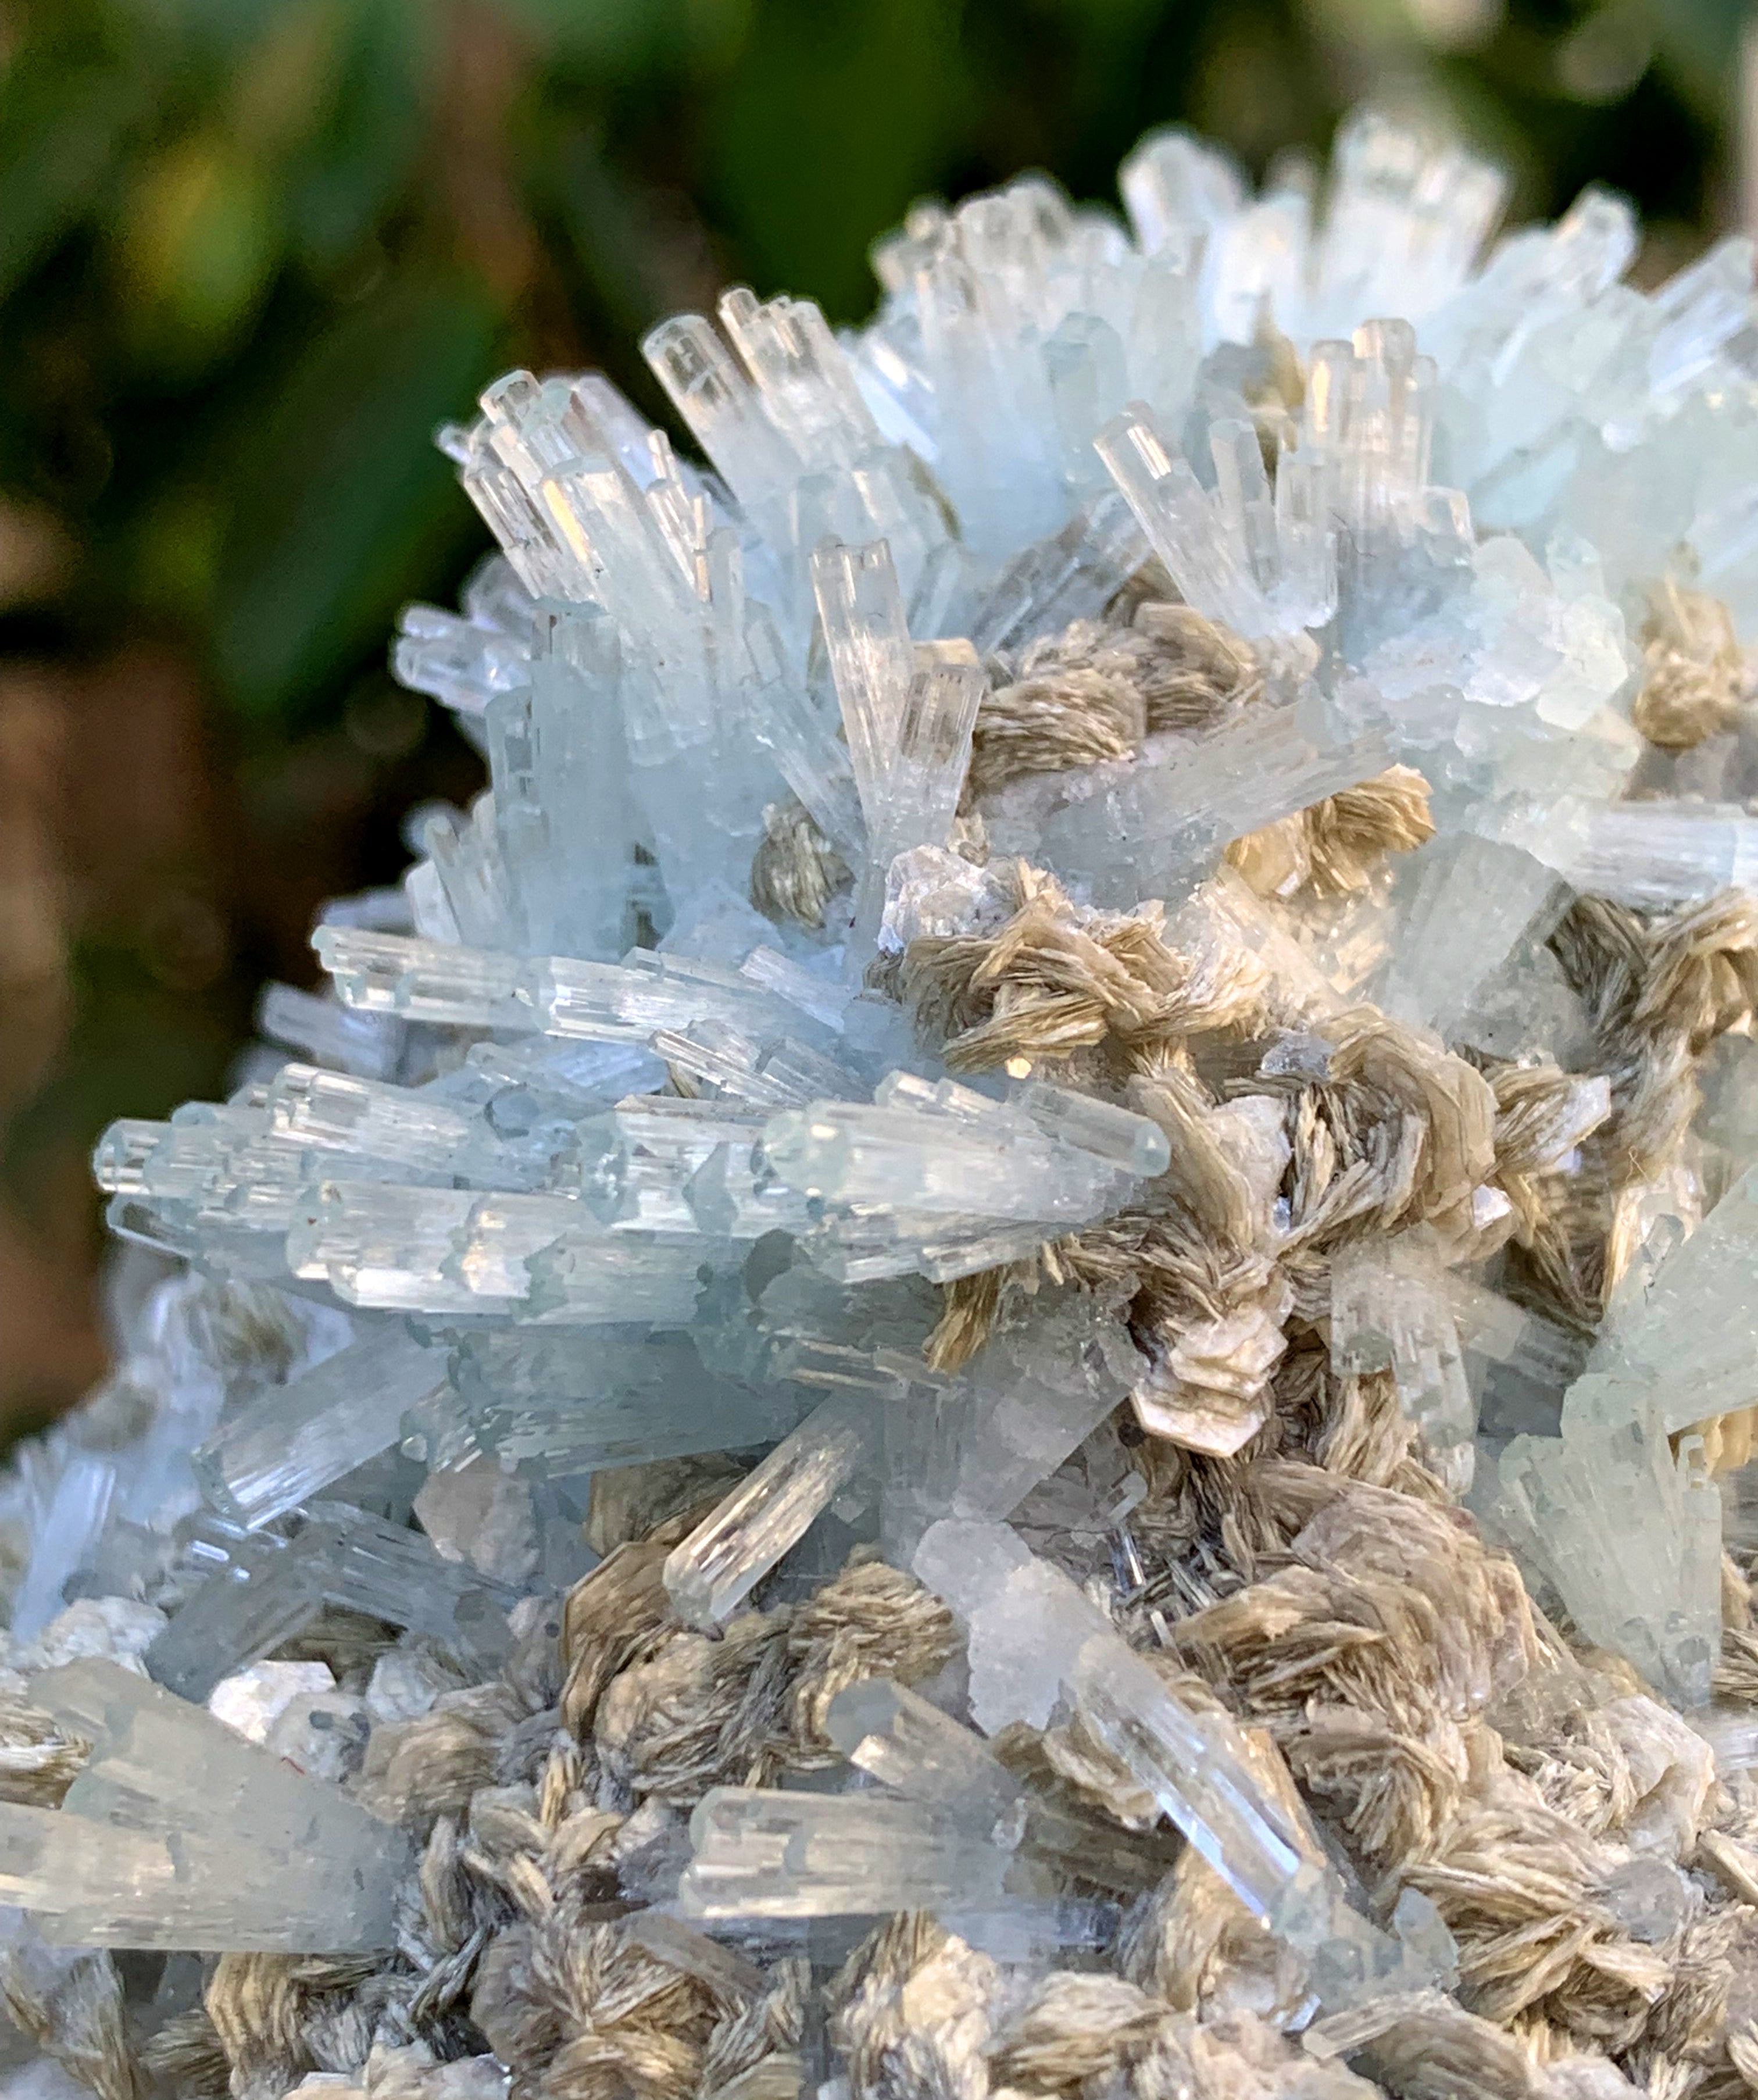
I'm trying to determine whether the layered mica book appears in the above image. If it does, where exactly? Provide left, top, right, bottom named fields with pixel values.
left=5, top=106, right=1758, bottom=2100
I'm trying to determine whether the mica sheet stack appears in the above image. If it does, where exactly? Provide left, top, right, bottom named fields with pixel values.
left=9, top=107, right=1758, bottom=2100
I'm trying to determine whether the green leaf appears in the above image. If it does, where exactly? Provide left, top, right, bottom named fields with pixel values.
left=209, top=263, right=501, bottom=723
left=112, top=0, right=294, bottom=61
left=0, top=54, right=149, bottom=303
left=284, top=0, right=437, bottom=273
left=491, top=0, right=751, bottom=73
left=545, top=120, right=688, bottom=340
left=115, top=131, right=282, bottom=372
left=708, top=0, right=970, bottom=320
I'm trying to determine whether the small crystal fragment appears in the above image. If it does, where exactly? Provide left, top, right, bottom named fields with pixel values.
left=663, top=1396, right=880, bottom=1628
left=194, top=1324, right=451, bottom=1528
left=14, top=1660, right=412, bottom=1949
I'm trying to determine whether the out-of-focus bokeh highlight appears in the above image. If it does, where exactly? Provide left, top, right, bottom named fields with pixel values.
left=0, top=0, right=1748, bottom=1433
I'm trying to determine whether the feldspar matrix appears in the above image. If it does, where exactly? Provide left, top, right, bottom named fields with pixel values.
left=2, top=109, right=1758, bottom=2100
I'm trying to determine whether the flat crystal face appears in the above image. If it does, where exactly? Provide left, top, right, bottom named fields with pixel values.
left=15, top=98, right=1758, bottom=2093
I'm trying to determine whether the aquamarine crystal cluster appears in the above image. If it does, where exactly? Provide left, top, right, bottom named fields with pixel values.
left=3, top=110, right=1758, bottom=2100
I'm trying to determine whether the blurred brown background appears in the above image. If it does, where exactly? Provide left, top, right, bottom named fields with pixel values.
left=0, top=0, right=1749, bottom=1437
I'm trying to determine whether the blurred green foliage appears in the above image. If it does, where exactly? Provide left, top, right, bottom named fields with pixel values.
left=0, top=0, right=1748, bottom=1417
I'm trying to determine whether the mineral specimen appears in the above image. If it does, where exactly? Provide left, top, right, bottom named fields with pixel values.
left=3, top=101, right=1758, bottom=2100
